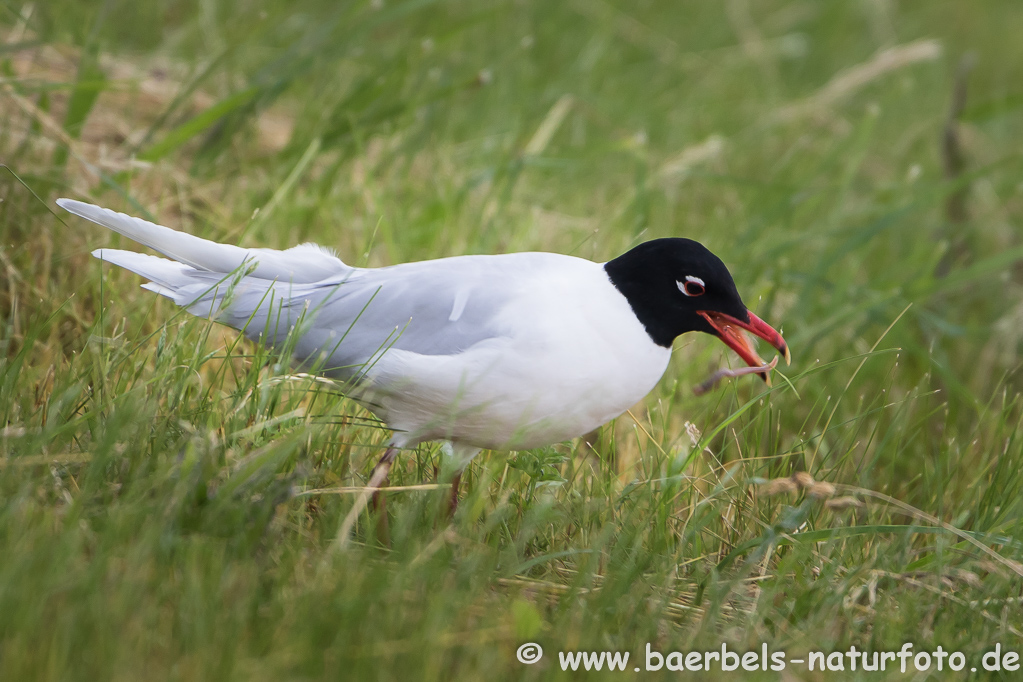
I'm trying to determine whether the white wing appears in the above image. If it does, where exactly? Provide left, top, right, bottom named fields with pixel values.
left=60, top=199, right=559, bottom=381
left=176, top=254, right=545, bottom=383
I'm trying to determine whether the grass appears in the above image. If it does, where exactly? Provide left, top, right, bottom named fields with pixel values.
left=3, top=0, right=1023, bottom=679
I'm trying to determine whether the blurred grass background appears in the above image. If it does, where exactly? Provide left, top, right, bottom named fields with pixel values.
left=3, top=0, right=1023, bottom=679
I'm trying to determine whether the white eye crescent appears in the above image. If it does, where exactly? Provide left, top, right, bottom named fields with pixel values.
left=678, top=275, right=705, bottom=297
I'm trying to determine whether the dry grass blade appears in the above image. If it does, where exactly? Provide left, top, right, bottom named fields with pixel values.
left=838, top=484, right=1023, bottom=579
left=297, top=483, right=449, bottom=496
left=770, top=39, right=942, bottom=123
left=331, top=451, right=395, bottom=552
left=0, top=452, right=92, bottom=468
left=523, top=95, right=573, bottom=157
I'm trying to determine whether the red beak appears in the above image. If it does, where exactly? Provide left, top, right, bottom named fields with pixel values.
left=697, top=310, right=790, bottom=384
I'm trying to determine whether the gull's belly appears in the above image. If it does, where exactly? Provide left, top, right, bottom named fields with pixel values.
left=457, top=337, right=671, bottom=449
left=370, top=336, right=670, bottom=450
left=366, top=265, right=672, bottom=450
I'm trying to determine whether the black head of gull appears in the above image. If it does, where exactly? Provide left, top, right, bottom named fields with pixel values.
left=605, top=238, right=789, bottom=380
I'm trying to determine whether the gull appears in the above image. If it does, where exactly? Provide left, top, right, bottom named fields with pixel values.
left=59, top=198, right=789, bottom=535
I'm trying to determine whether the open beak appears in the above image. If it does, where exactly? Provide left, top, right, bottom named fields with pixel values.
left=697, top=310, right=790, bottom=384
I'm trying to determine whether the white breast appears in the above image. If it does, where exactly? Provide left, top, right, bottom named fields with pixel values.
left=362, top=259, right=672, bottom=450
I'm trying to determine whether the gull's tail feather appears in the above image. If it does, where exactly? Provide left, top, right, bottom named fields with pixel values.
left=61, top=198, right=361, bottom=357
left=90, top=248, right=202, bottom=303
left=57, top=198, right=351, bottom=283
left=62, top=198, right=383, bottom=386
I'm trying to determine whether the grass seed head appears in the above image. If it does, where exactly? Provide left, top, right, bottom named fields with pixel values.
left=807, top=481, right=836, bottom=499
left=760, top=477, right=799, bottom=496
left=792, top=471, right=815, bottom=488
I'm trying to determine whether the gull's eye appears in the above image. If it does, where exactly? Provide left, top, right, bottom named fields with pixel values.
left=678, top=276, right=705, bottom=297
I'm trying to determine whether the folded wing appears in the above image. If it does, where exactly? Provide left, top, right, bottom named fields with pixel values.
left=60, top=199, right=511, bottom=383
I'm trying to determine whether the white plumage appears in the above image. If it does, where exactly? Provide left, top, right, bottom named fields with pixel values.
left=59, top=198, right=670, bottom=453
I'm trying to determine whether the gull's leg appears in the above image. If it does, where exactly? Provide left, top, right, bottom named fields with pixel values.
left=333, top=445, right=399, bottom=550
left=440, top=443, right=481, bottom=518
left=446, top=470, right=463, bottom=517
left=369, top=448, right=397, bottom=512
left=368, top=448, right=398, bottom=545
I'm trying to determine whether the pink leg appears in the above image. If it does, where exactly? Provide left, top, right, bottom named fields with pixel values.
left=444, top=470, right=462, bottom=518
left=368, top=447, right=397, bottom=545
left=333, top=446, right=400, bottom=550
